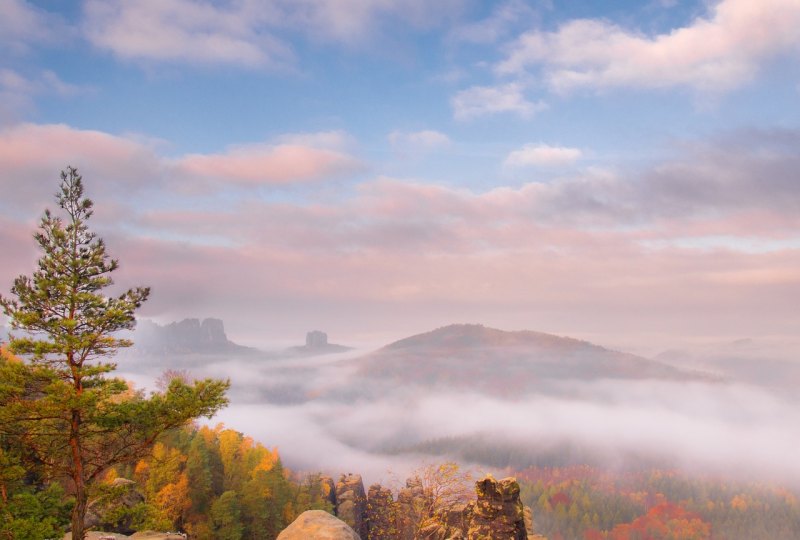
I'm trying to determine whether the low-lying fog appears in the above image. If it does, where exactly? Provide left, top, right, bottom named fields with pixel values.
left=117, top=336, right=800, bottom=488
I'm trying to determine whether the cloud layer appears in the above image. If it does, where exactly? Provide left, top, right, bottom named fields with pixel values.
left=497, top=0, right=800, bottom=93
left=1, top=122, right=798, bottom=346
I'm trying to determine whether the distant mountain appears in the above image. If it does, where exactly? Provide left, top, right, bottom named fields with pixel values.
left=285, top=330, right=353, bottom=356
left=132, top=318, right=253, bottom=355
left=356, top=324, right=714, bottom=393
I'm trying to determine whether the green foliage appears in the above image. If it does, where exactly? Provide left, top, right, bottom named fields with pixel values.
left=0, top=483, right=73, bottom=540
left=212, top=491, right=244, bottom=540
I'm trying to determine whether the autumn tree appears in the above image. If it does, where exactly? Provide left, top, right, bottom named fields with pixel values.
left=0, top=167, right=229, bottom=539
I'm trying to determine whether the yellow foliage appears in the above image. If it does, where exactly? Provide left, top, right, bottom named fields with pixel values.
left=731, top=494, right=748, bottom=511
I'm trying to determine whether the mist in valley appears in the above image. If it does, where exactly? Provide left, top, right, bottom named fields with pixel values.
left=115, top=322, right=800, bottom=489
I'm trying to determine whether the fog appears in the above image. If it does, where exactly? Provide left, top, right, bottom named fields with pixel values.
left=117, top=336, right=800, bottom=488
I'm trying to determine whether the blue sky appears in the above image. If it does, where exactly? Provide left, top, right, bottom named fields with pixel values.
left=1, top=0, right=799, bottom=349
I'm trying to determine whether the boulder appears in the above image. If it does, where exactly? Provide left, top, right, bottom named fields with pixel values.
left=277, top=510, right=361, bottom=540
left=465, top=476, right=527, bottom=540
left=336, top=474, right=368, bottom=539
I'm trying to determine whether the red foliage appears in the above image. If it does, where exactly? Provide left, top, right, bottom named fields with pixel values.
left=550, top=491, right=572, bottom=508
left=608, top=502, right=710, bottom=540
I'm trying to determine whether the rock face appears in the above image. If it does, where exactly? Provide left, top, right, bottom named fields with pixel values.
left=396, top=478, right=427, bottom=540
left=465, top=476, right=527, bottom=540
left=84, top=478, right=145, bottom=535
left=365, top=484, right=396, bottom=540
left=336, top=474, right=369, bottom=540
left=286, top=331, right=353, bottom=356
left=133, top=318, right=248, bottom=354
left=277, top=510, right=361, bottom=540
left=307, top=330, right=329, bottom=347
left=309, top=473, right=536, bottom=540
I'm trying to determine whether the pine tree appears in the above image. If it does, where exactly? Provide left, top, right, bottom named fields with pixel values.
left=0, top=167, right=229, bottom=539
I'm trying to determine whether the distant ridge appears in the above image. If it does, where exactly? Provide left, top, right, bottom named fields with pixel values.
left=384, top=323, right=595, bottom=351
left=360, top=324, right=716, bottom=391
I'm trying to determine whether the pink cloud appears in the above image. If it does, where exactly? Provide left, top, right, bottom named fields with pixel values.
left=177, top=142, right=362, bottom=185
left=2, top=123, right=799, bottom=346
left=83, top=0, right=292, bottom=68
left=498, top=0, right=800, bottom=93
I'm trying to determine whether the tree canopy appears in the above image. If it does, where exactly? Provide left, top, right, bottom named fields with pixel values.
left=0, top=167, right=229, bottom=539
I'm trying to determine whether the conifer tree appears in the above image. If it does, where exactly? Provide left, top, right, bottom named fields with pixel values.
left=0, top=167, right=229, bottom=539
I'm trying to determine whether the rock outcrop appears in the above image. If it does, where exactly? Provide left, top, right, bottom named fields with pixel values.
left=84, top=478, right=146, bottom=535
left=365, top=484, right=396, bottom=540
left=133, top=318, right=249, bottom=354
left=336, top=474, right=369, bottom=540
left=308, top=472, right=538, bottom=540
left=277, top=510, right=361, bottom=540
left=285, top=331, right=353, bottom=356
left=465, top=476, right=527, bottom=540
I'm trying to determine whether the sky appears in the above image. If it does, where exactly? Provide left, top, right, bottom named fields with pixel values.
left=1, top=0, right=799, bottom=351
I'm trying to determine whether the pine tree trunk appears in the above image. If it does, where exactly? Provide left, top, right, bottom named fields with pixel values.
left=71, top=485, right=87, bottom=540
left=70, top=405, right=87, bottom=540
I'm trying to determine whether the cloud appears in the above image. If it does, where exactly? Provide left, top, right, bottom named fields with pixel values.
left=82, top=0, right=466, bottom=67
left=504, top=143, right=582, bottom=167
left=176, top=139, right=362, bottom=185
left=448, top=0, right=535, bottom=45
left=83, top=0, right=292, bottom=68
left=388, top=130, right=451, bottom=152
left=0, top=123, right=167, bottom=215
left=0, top=0, right=68, bottom=53
left=497, top=0, right=800, bottom=93
left=452, top=83, right=546, bottom=120
left=123, top=350, right=800, bottom=488
left=284, top=0, right=465, bottom=44
left=3, top=123, right=800, bottom=347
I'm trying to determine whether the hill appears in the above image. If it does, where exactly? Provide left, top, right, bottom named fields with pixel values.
left=355, top=324, right=713, bottom=394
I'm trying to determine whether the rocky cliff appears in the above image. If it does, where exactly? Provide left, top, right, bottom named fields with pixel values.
left=309, top=473, right=542, bottom=540
left=133, top=318, right=250, bottom=354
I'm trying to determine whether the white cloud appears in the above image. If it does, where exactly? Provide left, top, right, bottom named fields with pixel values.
left=0, top=0, right=66, bottom=52
left=497, top=0, right=800, bottom=93
left=82, top=0, right=466, bottom=66
left=0, top=71, right=89, bottom=124
left=451, top=83, right=546, bottom=120
left=504, top=143, right=582, bottom=167
left=83, top=0, right=292, bottom=68
left=284, top=0, right=465, bottom=44
left=448, top=0, right=535, bottom=44
left=388, top=130, right=451, bottom=151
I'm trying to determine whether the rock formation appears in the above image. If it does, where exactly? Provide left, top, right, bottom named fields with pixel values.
left=307, top=330, right=329, bottom=347
left=277, top=510, right=361, bottom=540
left=303, top=472, right=538, bottom=540
left=336, top=474, right=369, bottom=540
left=320, top=475, right=338, bottom=510
left=365, top=484, right=396, bottom=540
left=395, top=477, right=427, bottom=540
left=133, top=318, right=249, bottom=354
left=465, top=476, right=527, bottom=540
left=285, top=331, right=353, bottom=356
